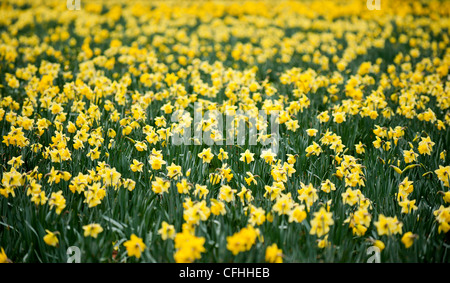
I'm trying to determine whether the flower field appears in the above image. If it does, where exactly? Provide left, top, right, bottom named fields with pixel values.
left=1, top=0, right=450, bottom=263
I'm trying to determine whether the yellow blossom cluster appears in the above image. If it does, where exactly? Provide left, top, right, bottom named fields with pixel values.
left=0, top=0, right=450, bottom=263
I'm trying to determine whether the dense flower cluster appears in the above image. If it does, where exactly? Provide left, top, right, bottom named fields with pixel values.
left=0, top=0, right=449, bottom=263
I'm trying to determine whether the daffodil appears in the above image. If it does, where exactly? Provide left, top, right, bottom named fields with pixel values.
left=298, top=182, right=318, bottom=211
left=260, top=149, right=277, bottom=164
left=218, top=185, right=237, bottom=203
left=310, top=207, right=334, bottom=238
left=265, top=243, right=283, bottom=263
left=435, top=166, right=450, bottom=187
left=306, top=128, right=318, bottom=137
left=151, top=177, right=170, bottom=195
left=167, top=163, right=182, bottom=179
left=130, top=159, right=144, bottom=172
left=240, top=149, right=255, bottom=164
left=43, top=230, right=59, bottom=247
left=48, top=191, right=66, bottom=215
left=418, top=136, right=435, bottom=155
left=401, top=232, right=418, bottom=249
left=399, top=199, right=418, bottom=214
left=355, top=142, right=365, bottom=154
left=158, top=221, right=176, bottom=240
left=433, top=205, right=450, bottom=234
left=124, top=234, right=147, bottom=259
left=0, top=248, right=11, bottom=263
left=176, top=178, right=191, bottom=194
left=244, top=172, right=257, bottom=186
left=320, top=179, right=336, bottom=193
left=288, top=204, right=307, bottom=223
left=217, top=148, right=229, bottom=161
left=198, top=148, right=214, bottom=163
left=226, top=225, right=260, bottom=255
left=174, top=229, right=205, bottom=263
left=210, top=199, right=226, bottom=216
left=374, top=215, right=403, bottom=236
left=305, top=141, right=322, bottom=157
left=332, top=111, right=346, bottom=124
left=83, top=223, right=104, bottom=238
left=403, top=149, right=418, bottom=164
